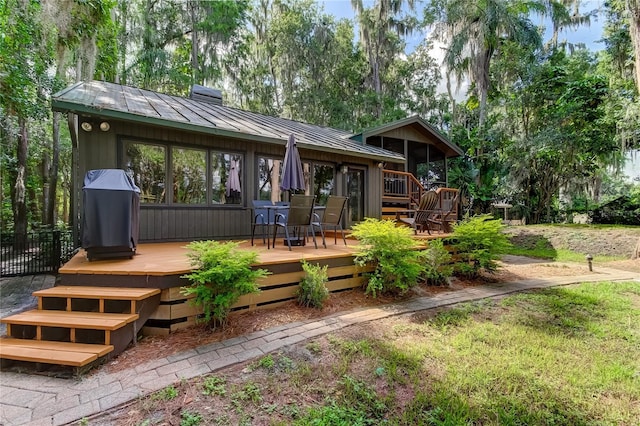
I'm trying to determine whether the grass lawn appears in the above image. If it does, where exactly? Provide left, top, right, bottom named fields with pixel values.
left=125, top=281, right=640, bottom=425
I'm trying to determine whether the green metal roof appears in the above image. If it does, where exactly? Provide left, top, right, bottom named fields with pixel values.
left=52, top=81, right=405, bottom=163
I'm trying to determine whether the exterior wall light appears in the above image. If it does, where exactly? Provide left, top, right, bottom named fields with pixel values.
left=341, top=165, right=348, bottom=174
left=99, top=122, right=110, bottom=131
left=81, top=122, right=93, bottom=132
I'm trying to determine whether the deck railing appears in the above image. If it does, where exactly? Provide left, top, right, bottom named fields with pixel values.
left=382, top=170, right=424, bottom=207
left=1, top=229, right=76, bottom=276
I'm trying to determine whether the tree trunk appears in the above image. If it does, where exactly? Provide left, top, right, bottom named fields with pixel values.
left=13, top=117, right=28, bottom=250
left=190, top=0, right=198, bottom=85
left=627, top=0, right=640, bottom=93
left=46, top=111, right=61, bottom=226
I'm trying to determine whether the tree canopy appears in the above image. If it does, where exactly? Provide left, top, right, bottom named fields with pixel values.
left=1, top=0, right=639, bottom=232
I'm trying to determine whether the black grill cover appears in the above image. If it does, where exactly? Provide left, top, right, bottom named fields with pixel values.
left=82, top=169, right=140, bottom=258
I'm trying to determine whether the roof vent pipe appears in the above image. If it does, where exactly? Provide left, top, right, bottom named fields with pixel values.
left=190, top=85, right=223, bottom=105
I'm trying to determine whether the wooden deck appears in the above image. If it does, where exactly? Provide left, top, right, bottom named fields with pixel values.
left=59, top=239, right=365, bottom=276
left=57, top=233, right=448, bottom=335
left=59, top=233, right=447, bottom=277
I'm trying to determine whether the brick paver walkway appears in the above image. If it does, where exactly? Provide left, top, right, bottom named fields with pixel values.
left=1, top=267, right=638, bottom=426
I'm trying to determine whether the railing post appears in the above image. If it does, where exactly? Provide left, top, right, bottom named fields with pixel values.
left=52, top=230, right=62, bottom=270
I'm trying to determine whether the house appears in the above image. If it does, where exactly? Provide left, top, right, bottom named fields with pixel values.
left=0, top=83, right=465, bottom=371
left=52, top=81, right=463, bottom=243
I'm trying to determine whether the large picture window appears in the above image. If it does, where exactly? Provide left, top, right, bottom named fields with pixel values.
left=125, top=143, right=167, bottom=203
left=313, top=163, right=335, bottom=205
left=257, top=156, right=312, bottom=202
left=212, top=153, right=242, bottom=204
left=124, top=140, right=243, bottom=206
left=172, top=147, right=207, bottom=204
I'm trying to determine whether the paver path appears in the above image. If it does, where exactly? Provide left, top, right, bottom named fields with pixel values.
left=1, top=267, right=638, bottom=426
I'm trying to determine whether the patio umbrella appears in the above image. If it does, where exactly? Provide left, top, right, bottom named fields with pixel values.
left=280, top=134, right=305, bottom=193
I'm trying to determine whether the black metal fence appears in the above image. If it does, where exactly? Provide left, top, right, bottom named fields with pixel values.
left=1, top=230, right=77, bottom=277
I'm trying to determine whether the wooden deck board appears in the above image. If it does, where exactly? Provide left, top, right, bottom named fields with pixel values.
left=1, top=311, right=138, bottom=330
left=34, top=286, right=160, bottom=300
left=0, top=338, right=113, bottom=357
left=0, top=345, right=99, bottom=367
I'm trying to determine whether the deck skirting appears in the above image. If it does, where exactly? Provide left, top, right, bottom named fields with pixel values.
left=142, top=259, right=374, bottom=335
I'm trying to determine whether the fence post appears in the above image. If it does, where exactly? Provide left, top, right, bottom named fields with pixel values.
left=53, top=230, right=62, bottom=269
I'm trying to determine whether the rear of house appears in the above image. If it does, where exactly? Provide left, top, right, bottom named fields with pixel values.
left=52, top=81, right=461, bottom=243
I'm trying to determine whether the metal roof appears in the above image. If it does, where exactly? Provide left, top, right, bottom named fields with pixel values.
left=52, top=80, right=405, bottom=163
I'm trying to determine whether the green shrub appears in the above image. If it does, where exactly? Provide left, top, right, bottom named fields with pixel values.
left=297, top=260, right=329, bottom=309
left=181, top=241, right=269, bottom=329
left=449, top=214, right=511, bottom=278
left=351, top=218, right=427, bottom=297
left=423, top=238, right=453, bottom=285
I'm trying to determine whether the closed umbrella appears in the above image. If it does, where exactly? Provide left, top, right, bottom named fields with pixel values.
left=280, top=134, right=305, bottom=193
left=225, top=157, right=241, bottom=203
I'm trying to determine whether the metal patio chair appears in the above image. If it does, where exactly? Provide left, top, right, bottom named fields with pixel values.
left=312, top=195, right=348, bottom=245
left=251, top=200, right=275, bottom=247
left=272, top=195, right=325, bottom=250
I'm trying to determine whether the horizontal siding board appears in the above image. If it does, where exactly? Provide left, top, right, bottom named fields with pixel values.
left=326, top=277, right=366, bottom=291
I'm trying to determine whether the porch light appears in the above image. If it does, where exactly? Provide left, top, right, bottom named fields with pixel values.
left=81, top=122, right=92, bottom=132
left=377, top=162, right=385, bottom=169
left=99, top=121, right=110, bottom=132
left=341, top=165, right=348, bottom=174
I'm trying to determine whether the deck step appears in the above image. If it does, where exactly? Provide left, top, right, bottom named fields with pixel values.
left=34, top=286, right=160, bottom=301
left=0, top=338, right=113, bottom=367
left=1, top=310, right=138, bottom=330
left=34, top=286, right=161, bottom=314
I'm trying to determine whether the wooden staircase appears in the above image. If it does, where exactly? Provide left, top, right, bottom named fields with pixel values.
left=0, top=286, right=160, bottom=371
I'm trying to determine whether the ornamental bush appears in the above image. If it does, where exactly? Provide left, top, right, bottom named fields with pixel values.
left=423, top=238, right=453, bottom=286
left=297, top=260, right=329, bottom=309
left=181, top=241, right=269, bottom=329
left=449, top=214, right=511, bottom=278
left=351, top=218, right=427, bottom=297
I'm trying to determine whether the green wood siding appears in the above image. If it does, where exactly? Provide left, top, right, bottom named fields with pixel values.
left=77, top=120, right=380, bottom=242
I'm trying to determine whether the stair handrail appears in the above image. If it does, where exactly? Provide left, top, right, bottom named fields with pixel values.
left=382, top=170, right=424, bottom=207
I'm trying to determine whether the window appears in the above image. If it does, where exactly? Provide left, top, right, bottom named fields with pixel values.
left=313, top=163, right=335, bottom=205
left=123, top=140, right=243, bottom=206
left=212, top=153, right=242, bottom=205
left=125, top=142, right=166, bottom=203
left=172, top=147, right=207, bottom=204
left=257, top=156, right=312, bottom=201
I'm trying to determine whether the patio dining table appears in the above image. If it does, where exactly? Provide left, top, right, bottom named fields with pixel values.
left=263, top=204, right=326, bottom=249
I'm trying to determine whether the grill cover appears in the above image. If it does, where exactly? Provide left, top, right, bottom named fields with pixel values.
left=82, top=169, right=140, bottom=259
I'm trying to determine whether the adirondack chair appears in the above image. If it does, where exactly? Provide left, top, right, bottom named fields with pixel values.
left=427, top=190, right=460, bottom=233
left=398, top=190, right=440, bottom=234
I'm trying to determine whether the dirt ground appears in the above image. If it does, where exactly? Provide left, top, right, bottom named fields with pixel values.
left=504, top=224, right=640, bottom=259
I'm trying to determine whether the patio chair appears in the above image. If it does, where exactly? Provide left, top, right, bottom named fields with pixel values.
left=427, top=190, right=460, bottom=233
left=312, top=196, right=348, bottom=245
left=272, top=195, right=325, bottom=250
left=398, top=190, right=439, bottom=234
left=251, top=200, right=275, bottom=247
